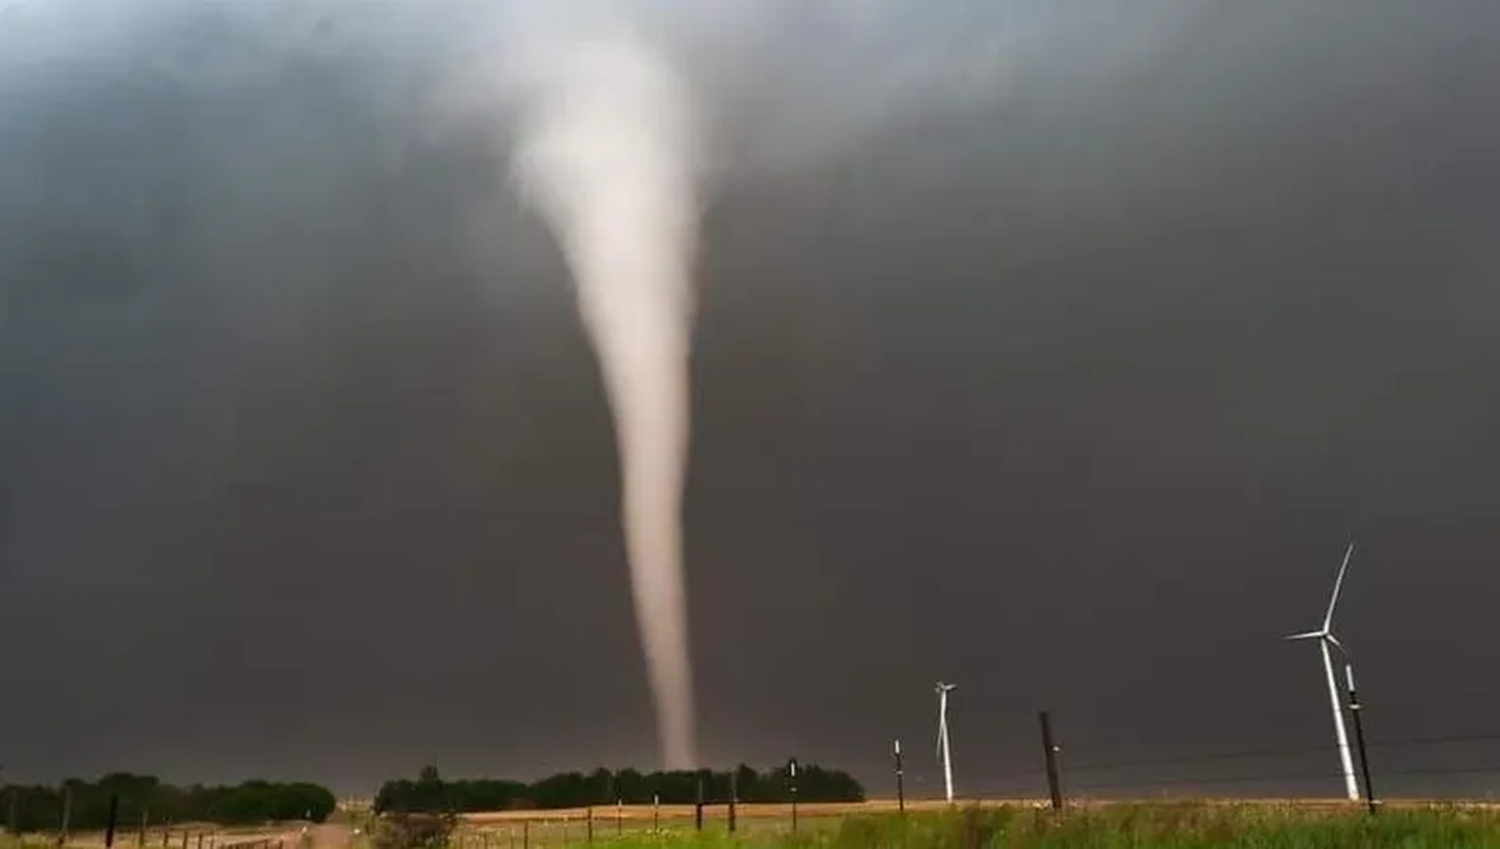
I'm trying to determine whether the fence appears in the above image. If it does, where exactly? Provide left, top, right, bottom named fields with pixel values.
left=436, top=721, right=1500, bottom=845
left=929, top=718, right=1500, bottom=806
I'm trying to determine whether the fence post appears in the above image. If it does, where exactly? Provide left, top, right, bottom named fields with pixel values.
left=521, top=820, right=528, bottom=849
left=615, top=799, right=622, bottom=836
left=181, top=831, right=189, bottom=849
left=162, top=828, right=170, bottom=848
left=652, top=795, right=659, bottom=833
left=586, top=806, right=593, bottom=844
left=1039, top=711, right=1063, bottom=810
left=7, top=787, right=20, bottom=836
left=138, top=808, right=149, bottom=847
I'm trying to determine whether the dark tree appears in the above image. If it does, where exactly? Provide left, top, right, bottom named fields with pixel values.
left=373, top=764, right=863, bottom=814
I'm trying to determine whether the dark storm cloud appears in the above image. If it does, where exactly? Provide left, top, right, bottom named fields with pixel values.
left=2, top=0, right=1499, bottom=799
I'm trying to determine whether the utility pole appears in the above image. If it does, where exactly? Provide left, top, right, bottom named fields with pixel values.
left=1345, top=663, right=1379, bottom=815
left=1039, top=711, right=1063, bottom=810
left=893, top=739, right=905, bottom=816
left=728, top=770, right=738, bottom=834
left=6, top=785, right=20, bottom=836
left=57, top=785, right=73, bottom=848
left=787, top=759, right=799, bottom=836
left=694, top=775, right=703, bottom=831
left=105, top=794, right=121, bottom=847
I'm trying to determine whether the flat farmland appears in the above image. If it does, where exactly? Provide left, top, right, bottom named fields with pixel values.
left=451, top=799, right=1500, bottom=847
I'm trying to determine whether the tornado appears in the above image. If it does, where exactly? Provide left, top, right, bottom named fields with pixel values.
left=510, top=29, right=700, bottom=770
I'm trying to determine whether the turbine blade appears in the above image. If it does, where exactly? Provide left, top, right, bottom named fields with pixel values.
left=1325, top=632, right=1349, bottom=656
left=1323, top=541, right=1355, bottom=630
left=1284, top=630, right=1324, bottom=641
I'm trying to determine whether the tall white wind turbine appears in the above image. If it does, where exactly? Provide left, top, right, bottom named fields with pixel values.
left=935, top=682, right=956, bottom=803
left=1284, top=542, right=1360, bottom=801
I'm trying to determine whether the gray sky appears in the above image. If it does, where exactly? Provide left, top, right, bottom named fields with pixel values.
left=2, top=0, right=1500, bottom=798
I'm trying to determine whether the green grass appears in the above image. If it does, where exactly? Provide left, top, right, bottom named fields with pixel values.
left=560, top=804, right=1500, bottom=848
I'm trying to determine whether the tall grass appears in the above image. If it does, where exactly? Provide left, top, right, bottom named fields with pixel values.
left=580, top=804, right=1500, bottom=848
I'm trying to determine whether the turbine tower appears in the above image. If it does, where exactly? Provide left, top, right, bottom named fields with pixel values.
left=935, top=682, right=956, bottom=803
left=1285, top=542, right=1360, bottom=801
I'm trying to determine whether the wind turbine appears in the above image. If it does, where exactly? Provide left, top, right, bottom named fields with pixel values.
left=1284, top=542, right=1360, bottom=801
left=935, top=682, right=956, bottom=803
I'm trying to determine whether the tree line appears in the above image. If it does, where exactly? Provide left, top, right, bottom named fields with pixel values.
left=374, top=764, right=864, bottom=813
left=1, top=774, right=337, bottom=832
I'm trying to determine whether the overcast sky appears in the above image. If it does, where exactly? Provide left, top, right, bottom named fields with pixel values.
left=2, top=0, right=1499, bottom=799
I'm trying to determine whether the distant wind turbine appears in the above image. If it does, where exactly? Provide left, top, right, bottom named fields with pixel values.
left=935, top=682, right=956, bottom=803
left=1284, top=542, right=1360, bottom=801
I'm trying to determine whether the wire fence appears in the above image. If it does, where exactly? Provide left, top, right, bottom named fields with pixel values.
left=7, top=728, right=1500, bottom=849
left=421, top=728, right=1500, bottom=846
left=919, top=727, right=1500, bottom=803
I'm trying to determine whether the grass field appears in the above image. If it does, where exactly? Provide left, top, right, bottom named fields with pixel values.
left=12, top=801, right=1500, bottom=848
left=450, top=801, right=1500, bottom=847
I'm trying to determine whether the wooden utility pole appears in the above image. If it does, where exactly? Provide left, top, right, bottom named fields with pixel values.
left=893, top=739, right=905, bottom=815
left=694, top=775, right=704, bottom=831
left=6, top=786, right=19, bottom=836
left=1345, top=663, right=1379, bottom=815
left=727, top=771, right=737, bottom=834
left=57, top=785, right=73, bottom=847
left=788, top=759, right=799, bottom=836
left=1039, top=711, right=1064, bottom=810
left=105, top=793, right=121, bottom=847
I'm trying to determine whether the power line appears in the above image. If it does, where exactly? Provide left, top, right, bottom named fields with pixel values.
left=1065, top=769, right=1349, bottom=794
left=1027, top=731, right=1500, bottom=777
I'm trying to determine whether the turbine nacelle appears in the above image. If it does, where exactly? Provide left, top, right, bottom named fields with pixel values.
left=1286, top=542, right=1356, bottom=657
left=1283, top=628, right=1348, bottom=656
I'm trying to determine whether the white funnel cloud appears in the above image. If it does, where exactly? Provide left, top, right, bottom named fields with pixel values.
left=510, top=27, right=700, bottom=770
